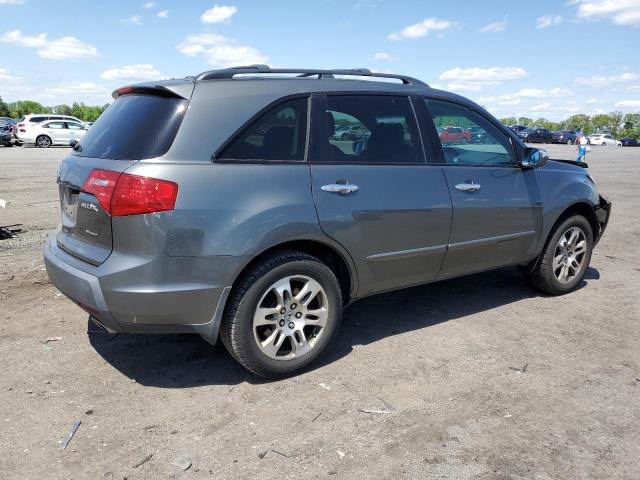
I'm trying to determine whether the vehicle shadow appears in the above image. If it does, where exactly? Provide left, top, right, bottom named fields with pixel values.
left=88, top=266, right=599, bottom=387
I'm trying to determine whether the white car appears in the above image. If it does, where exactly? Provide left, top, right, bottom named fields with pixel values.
left=587, top=133, right=622, bottom=147
left=17, top=120, right=88, bottom=148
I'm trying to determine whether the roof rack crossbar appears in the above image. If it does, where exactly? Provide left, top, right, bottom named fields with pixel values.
left=196, top=65, right=428, bottom=86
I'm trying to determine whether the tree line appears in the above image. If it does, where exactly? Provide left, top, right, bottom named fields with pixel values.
left=498, top=112, right=640, bottom=139
left=1, top=96, right=639, bottom=139
left=0, top=96, right=109, bottom=122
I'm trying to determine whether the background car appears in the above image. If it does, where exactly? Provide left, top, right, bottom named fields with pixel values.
left=0, top=117, right=15, bottom=146
left=517, top=128, right=554, bottom=143
left=552, top=130, right=578, bottom=145
left=467, top=125, right=489, bottom=144
left=16, top=114, right=87, bottom=137
left=438, top=126, right=472, bottom=144
left=587, top=133, right=622, bottom=147
left=16, top=120, right=88, bottom=147
left=334, top=124, right=370, bottom=141
left=620, top=137, right=638, bottom=147
left=507, top=125, right=528, bottom=133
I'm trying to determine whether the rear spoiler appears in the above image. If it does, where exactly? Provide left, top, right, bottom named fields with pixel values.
left=112, top=82, right=194, bottom=100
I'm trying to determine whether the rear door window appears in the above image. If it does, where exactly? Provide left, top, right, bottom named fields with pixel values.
left=44, top=122, right=66, bottom=129
left=218, top=97, right=308, bottom=161
left=73, top=93, right=188, bottom=160
left=316, top=95, right=423, bottom=164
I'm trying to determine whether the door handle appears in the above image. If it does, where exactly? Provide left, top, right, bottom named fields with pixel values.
left=455, top=182, right=481, bottom=192
left=321, top=183, right=359, bottom=195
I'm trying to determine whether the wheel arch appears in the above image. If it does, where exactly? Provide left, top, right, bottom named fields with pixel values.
left=231, top=239, right=357, bottom=305
left=545, top=201, right=599, bottom=251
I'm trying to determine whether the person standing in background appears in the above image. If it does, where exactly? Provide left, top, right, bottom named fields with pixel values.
left=576, top=134, right=589, bottom=163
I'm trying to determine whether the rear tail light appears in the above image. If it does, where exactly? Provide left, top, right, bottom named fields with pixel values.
left=82, top=169, right=178, bottom=217
left=17, top=123, right=24, bottom=128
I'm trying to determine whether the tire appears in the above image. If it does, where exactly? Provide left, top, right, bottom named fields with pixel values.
left=36, top=135, right=51, bottom=148
left=220, top=250, right=343, bottom=378
left=601, top=142, right=606, bottom=146
left=522, top=215, right=593, bottom=295
left=567, top=139, right=573, bottom=145
left=3, top=142, right=12, bottom=147
left=459, top=138, right=467, bottom=144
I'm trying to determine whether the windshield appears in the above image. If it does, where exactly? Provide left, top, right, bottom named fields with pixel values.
left=73, top=93, right=188, bottom=160
left=523, top=128, right=535, bottom=133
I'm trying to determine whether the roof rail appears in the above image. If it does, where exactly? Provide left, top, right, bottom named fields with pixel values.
left=195, top=65, right=428, bottom=86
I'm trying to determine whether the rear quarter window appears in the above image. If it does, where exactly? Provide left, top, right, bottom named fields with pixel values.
left=73, top=94, right=188, bottom=160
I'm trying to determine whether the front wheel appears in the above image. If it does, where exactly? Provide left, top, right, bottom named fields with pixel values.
left=567, top=139, right=573, bottom=145
left=220, top=250, right=342, bottom=378
left=522, top=215, right=593, bottom=295
left=36, top=135, right=51, bottom=148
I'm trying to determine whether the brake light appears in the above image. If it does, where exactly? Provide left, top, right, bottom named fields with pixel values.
left=82, top=169, right=178, bottom=216
left=17, top=123, right=24, bottom=128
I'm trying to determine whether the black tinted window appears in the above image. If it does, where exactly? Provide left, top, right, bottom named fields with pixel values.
left=427, top=99, right=515, bottom=167
left=319, top=95, right=422, bottom=164
left=73, top=94, right=187, bottom=160
left=30, top=117, right=46, bottom=123
left=219, top=98, right=308, bottom=161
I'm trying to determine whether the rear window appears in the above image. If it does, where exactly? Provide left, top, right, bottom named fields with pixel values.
left=73, top=94, right=188, bottom=160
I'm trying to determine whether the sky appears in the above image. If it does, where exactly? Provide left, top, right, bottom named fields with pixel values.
left=0, top=0, right=639, bottom=120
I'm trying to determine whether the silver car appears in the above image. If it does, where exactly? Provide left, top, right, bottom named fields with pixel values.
left=44, top=66, right=611, bottom=378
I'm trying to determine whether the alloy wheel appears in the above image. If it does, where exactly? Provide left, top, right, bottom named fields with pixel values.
left=552, top=226, right=587, bottom=284
left=252, top=275, right=329, bottom=360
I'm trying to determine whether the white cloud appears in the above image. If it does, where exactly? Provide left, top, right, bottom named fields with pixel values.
left=574, top=72, right=639, bottom=87
left=536, top=15, right=563, bottom=28
left=178, top=33, right=267, bottom=67
left=572, top=0, right=640, bottom=27
left=0, top=0, right=25, bottom=4
left=156, top=9, right=169, bottom=18
left=121, top=14, right=143, bottom=26
left=615, top=99, right=640, bottom=109
left=585, top=98, right=602, bottom=104
left=1, top=30, right=47, bottom=47
left=143, top=1, right=155, bottom=8
left=39, top=37, right=99, bottom=60
left=46, top=82, right=110, bottom=97
left=440, top=66, right=527, bottom=92
left=0, top=67, right=18, bottom=82
left=478, top=18, right=507, bottom=33
left=627, top=85, right=640, bottom=92
left=201, top=4, right=237, bottom=23
left=388, top=17, right=459, bottom=41
left=100, top=64, right=162, bottom=81
left=373, top=52, right=395, bottom=61
left=479, top=88, right=571, bottom=106
left=1, top=30, right=99, bottom=60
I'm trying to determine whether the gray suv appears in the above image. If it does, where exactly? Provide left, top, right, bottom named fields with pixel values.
left=44, top=66, right=611, bottom=378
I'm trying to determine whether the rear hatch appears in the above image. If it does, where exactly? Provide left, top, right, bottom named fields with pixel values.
left=56, top=84, right=192, bottom=265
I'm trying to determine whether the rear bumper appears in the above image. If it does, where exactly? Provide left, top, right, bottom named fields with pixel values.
left=43, top=232, right=233, bottom=342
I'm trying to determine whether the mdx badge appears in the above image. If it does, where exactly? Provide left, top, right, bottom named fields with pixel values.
left=80, top=201, right=99, bottom=212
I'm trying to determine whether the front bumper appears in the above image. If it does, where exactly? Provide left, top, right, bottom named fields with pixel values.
left=594, top=194, right=611, bottom=245
left=43, top=232, right=232, bottom=342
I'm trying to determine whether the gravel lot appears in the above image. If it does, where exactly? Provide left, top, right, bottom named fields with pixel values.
left=1, top=144, right=639, bottom=479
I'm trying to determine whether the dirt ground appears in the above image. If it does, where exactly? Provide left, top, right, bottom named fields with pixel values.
left=1, top=144, right=639, bottom=480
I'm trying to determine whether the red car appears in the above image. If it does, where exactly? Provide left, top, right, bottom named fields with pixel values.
left=437, top=126, right=472, bottom=144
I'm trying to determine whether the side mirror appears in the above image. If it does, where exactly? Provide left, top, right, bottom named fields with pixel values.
left=69, top=139, right=77, bottom=148
left=521, top=147, right=549, bottom=169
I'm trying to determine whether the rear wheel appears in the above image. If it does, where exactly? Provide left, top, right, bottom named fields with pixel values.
left=220, top=250, right=342, bottom=378
left=36, top=135, right=51, bottom=148
left=523, top=215, right=593, bottom=295
left=601, top=142, right=606, bottom=146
